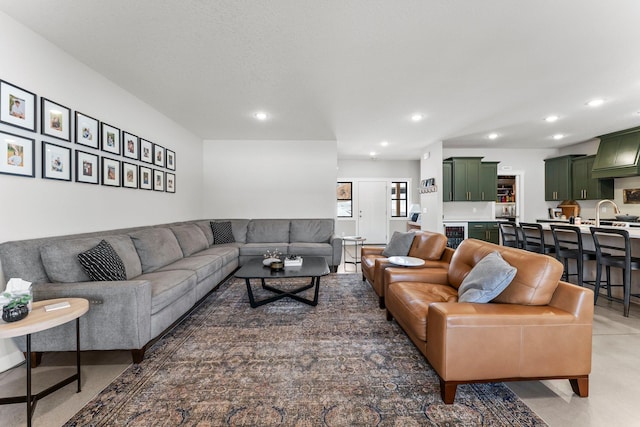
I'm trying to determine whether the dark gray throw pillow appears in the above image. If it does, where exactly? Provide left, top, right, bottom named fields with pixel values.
left=77, top=240, right=127, bottom=281
left=382, top=231, right=415, bottom=257
left=211, top=221, right=235, bottom=245
left=457, top=251, right=517, bottom=303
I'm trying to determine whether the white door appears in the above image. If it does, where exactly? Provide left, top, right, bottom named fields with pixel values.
left=357, top=181, right=388, bottom=244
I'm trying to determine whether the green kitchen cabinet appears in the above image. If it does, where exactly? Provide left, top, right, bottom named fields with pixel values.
left=451, top=157, right=481, bottom=201
left=572, top=155, right=614, bottom=200
left=468, top=221, right=499, bottom=244
left=442, top=161, right=453, bottom=202
left=591, top=126, right=640, bottom=179
left=479, top=162, right=498, bottom=201
left=545, top=155, right=583, bottom=201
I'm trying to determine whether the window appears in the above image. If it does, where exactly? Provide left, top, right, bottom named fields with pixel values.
left=390, top=181, right=407, bottom=217
left=336, top=182, right=352, bottom=217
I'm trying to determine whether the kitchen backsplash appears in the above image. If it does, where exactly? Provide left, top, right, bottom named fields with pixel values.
left=443, top=201, right=495, bottom=220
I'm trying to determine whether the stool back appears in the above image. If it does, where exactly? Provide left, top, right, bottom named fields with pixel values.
left=498, top=222, right=520, bottom=248
left=519, top=222, right=548, bottom=254
left=589, top=227, right=631, bottom=264
left=550, top=224, right=584, bottom=256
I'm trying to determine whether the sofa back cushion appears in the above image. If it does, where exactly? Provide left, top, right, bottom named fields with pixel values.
left=448, top=238, right=563, bottom=305
left=170, top=224, right=208, bottom=256
left=247, top=219, right=290, bottom=243
left=40, top=235, right=142, bottom=282
left=130, top=228, right=184, bottom=273
left=407, top=231, right=447, bottom=260
left=290, top=219, right=333, bottom=243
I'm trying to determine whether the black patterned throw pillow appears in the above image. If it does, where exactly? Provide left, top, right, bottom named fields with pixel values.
left=211, top=221, right=235, bottom=245
left=77, top=240, right=127, bottom=281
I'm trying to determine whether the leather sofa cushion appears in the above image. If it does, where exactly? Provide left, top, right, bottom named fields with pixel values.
left=130, top=228, right=184, bottom=273
left=247, top=219, right=290, bottom=243
left=170, top=224, right=208, bottom=257
left=449, top=239, right=563, bottom=305
left=408, top=231, right=447, bottom=260
left=40, top=235, right=142, bottom=282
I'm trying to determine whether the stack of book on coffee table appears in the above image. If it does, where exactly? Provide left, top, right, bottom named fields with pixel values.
left=284, top=256, right=303, bottom=267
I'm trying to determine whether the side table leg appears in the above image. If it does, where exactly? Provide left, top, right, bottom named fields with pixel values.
left=76, top=318, right=81, bottom=392
left=26, top=334, right=32, bottom=427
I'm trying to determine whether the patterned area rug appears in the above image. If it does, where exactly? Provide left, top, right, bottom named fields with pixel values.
left=66, top=274, right=547, bottom=426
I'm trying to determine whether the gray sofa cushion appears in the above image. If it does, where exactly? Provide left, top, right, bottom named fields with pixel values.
left=158, top=255, right=223, bottom=282
left=136, top=269, right=197, bottom=315
left=247, top=219, right=290, bottom=243
left=193, top=220, right=215, bottom=246
left=290, top=219, right=333, bottom=243
left=170, top=224, right=208, bottom=257
left=288, top=242, right=332, bottom=257
left=40, top=235, right=142, bottom=282
left=130, top=228, right=184, bottom=273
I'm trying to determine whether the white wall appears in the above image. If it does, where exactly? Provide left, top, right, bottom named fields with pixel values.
left=202, top=140, right=337, bottom=218
left=420, top=142, right=444, bottom=233
left=0, top=12, right=204, bottom=243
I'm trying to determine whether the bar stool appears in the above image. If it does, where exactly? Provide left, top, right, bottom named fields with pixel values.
left=498, top=221, right=521, bottom=248
left=550, top=224, right=596, bottom=287
left=519, top=222, right=556, bottom=254
left=590, top=227, right=640, bottom=317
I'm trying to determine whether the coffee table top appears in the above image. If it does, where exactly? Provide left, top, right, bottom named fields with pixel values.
left=235, top=256, right=330, bottom=279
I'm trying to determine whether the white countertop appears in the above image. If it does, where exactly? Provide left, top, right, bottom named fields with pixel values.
left=539, top=221, right=640, bottom=238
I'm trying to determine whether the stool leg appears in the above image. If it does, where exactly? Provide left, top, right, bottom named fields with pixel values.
left=623, top=268, right=631, bottom=317
left=606, top=266, right=612, bottom=300
left=577, top=257, right=584, bottom=287
left=594, top=261, right=602, bottom=304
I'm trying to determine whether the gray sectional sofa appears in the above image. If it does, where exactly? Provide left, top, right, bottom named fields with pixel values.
left=0, top=218, right=341, bottom=363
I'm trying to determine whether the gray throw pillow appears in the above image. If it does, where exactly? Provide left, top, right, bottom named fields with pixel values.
left=458, top=251, right=517, bottom=303
left=382, top=231, right=415, bottom=257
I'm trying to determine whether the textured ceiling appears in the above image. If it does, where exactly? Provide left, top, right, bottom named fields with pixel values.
left=1, top=0, right=640, bottom=159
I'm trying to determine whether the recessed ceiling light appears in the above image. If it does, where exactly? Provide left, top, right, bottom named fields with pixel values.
left=254, top=111, right=268, bottom=120
left=544, top=115, right=559, bottom=122
left=587, top=99, right=604, bottom=107
left=553, top=134, right=565, bottom=140
left=411, top=113, right=424, bottom=122
left=369, top=151, right=377, bottom=157
left=380, top=140, right=389, bottom=146
left=488, top=133, right=499, bottom=140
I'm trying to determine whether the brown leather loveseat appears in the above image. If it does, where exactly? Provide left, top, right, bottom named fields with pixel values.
left=384, top=238, right=593, bottom=404
left=361, top=230, right=454, bottom=308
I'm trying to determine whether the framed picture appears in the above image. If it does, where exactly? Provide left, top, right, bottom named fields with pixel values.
left=139, top=165, right=152, bottom=190
left=623, top=189, right=640, bottom=204
left=0, top=130, right=35, bottom=178
left=166, top=172, right=176, bottom=193
left=153, top=169, right=164, bottom=191
left=122, top=161, right=138, bottom=189
left=166, top=149, right=176, bottom=170
left=0, top=80, right=37, bottom=131
left=101, top=157, right=121, bottom=187
left=101, top=123, right=121, bottom=155
left=75, top=150, right=99, bottom=184
left=122, top=131, right=139, bottom=160
left=154, top=144, right=165, bottom=168
left=75, top=112, right=99, bottom=149
left=42, top=142, right=71, bottom=181
left=41, top=98, right=71, bottom=142
left=140, top=139, right=153, bottom=164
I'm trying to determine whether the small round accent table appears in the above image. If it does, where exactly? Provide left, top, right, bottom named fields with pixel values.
left=388, top=256, right=426, bottom=267
left=342, top=236, right=367, bottom=271
left=0, top=298, right=89, bottom=427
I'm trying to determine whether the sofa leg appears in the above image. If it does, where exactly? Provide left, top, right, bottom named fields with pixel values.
left=440, top=379, right=457, bottom=404
left=23, top=351, right=43, bottom=367
left=378, top=296, right=385, bottom=309
left=386, top=309, right=393, bottom=321
left=131, top=347, right=146, bottom=364
left=569, top=377, right=589, bottom=397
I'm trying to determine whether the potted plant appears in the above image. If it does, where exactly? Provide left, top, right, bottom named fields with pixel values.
left=2, top=292, right=32, bottom=322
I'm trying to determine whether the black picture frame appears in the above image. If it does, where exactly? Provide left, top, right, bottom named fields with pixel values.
left=154, top=144, right=165, bottom=168
left=0, top=80, right=37, bottom=132
left=122, top=131, right=139, bottom=160
left=42, top=141, right=71, bottom=181
left=122, top=161, right=138, bottom=189
left=101, top=123, right=121, bottom=155
left=75, top=111, right=100, bottom=149
left=75, top=150, right=99, bottom=185
left=41, top=98, right=71, bottom=142
left=153, top=169, right=164, bottom=191
left=0, top=130, right=35, bottom=178
left=166, top=149, right=176, bottom=171
left=101, top=157, right=121, bottom=187
left=139, top=165, right=152, bottom=190
left=166, top=172, right=176, bottom=193
left=140, top=139, right=153, bottom=164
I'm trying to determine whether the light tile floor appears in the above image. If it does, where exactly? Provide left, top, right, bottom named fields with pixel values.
left=0, top=258, right=638, bottom=426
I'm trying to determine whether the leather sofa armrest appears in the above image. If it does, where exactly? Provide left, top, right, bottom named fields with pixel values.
left=548, top=280, right=594, bottom=320
left=362, top=246, right=384, bottom=257
left=384, top=266, right=450, bottom=286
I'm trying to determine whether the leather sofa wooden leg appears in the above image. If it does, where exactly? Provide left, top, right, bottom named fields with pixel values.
left=569, top=376, right=589, bottom=397
left=379, top=296, right=385, bottom=309
left=386, top=309, right=393, bottom=321
left=23, top=351, right=43, bottom=367
left=440, top=379, right=457, bottom=404
left=131, top=347, right=146, bottom=364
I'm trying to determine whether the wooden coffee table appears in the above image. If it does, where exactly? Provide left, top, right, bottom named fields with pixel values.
left=0, top=298, right=89, bottom=427
left=235, top=257, right=330, bottom=307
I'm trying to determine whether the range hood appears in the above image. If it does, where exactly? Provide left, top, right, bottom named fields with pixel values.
left=591, top=126, right=640, bottom=179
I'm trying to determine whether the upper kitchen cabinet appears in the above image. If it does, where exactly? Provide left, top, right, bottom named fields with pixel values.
left=444, top=157, right=498, bottom=201
left=545, top=155, right=583, bottom=201
left=572, top=155, right=614, bottom=200
left=591, top=126, right=640, bottom=179
left=442, top=160, right=453, bottom=202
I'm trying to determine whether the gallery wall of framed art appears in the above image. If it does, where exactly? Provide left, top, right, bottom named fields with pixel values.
left=0, top=77, right=178, bottom=194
